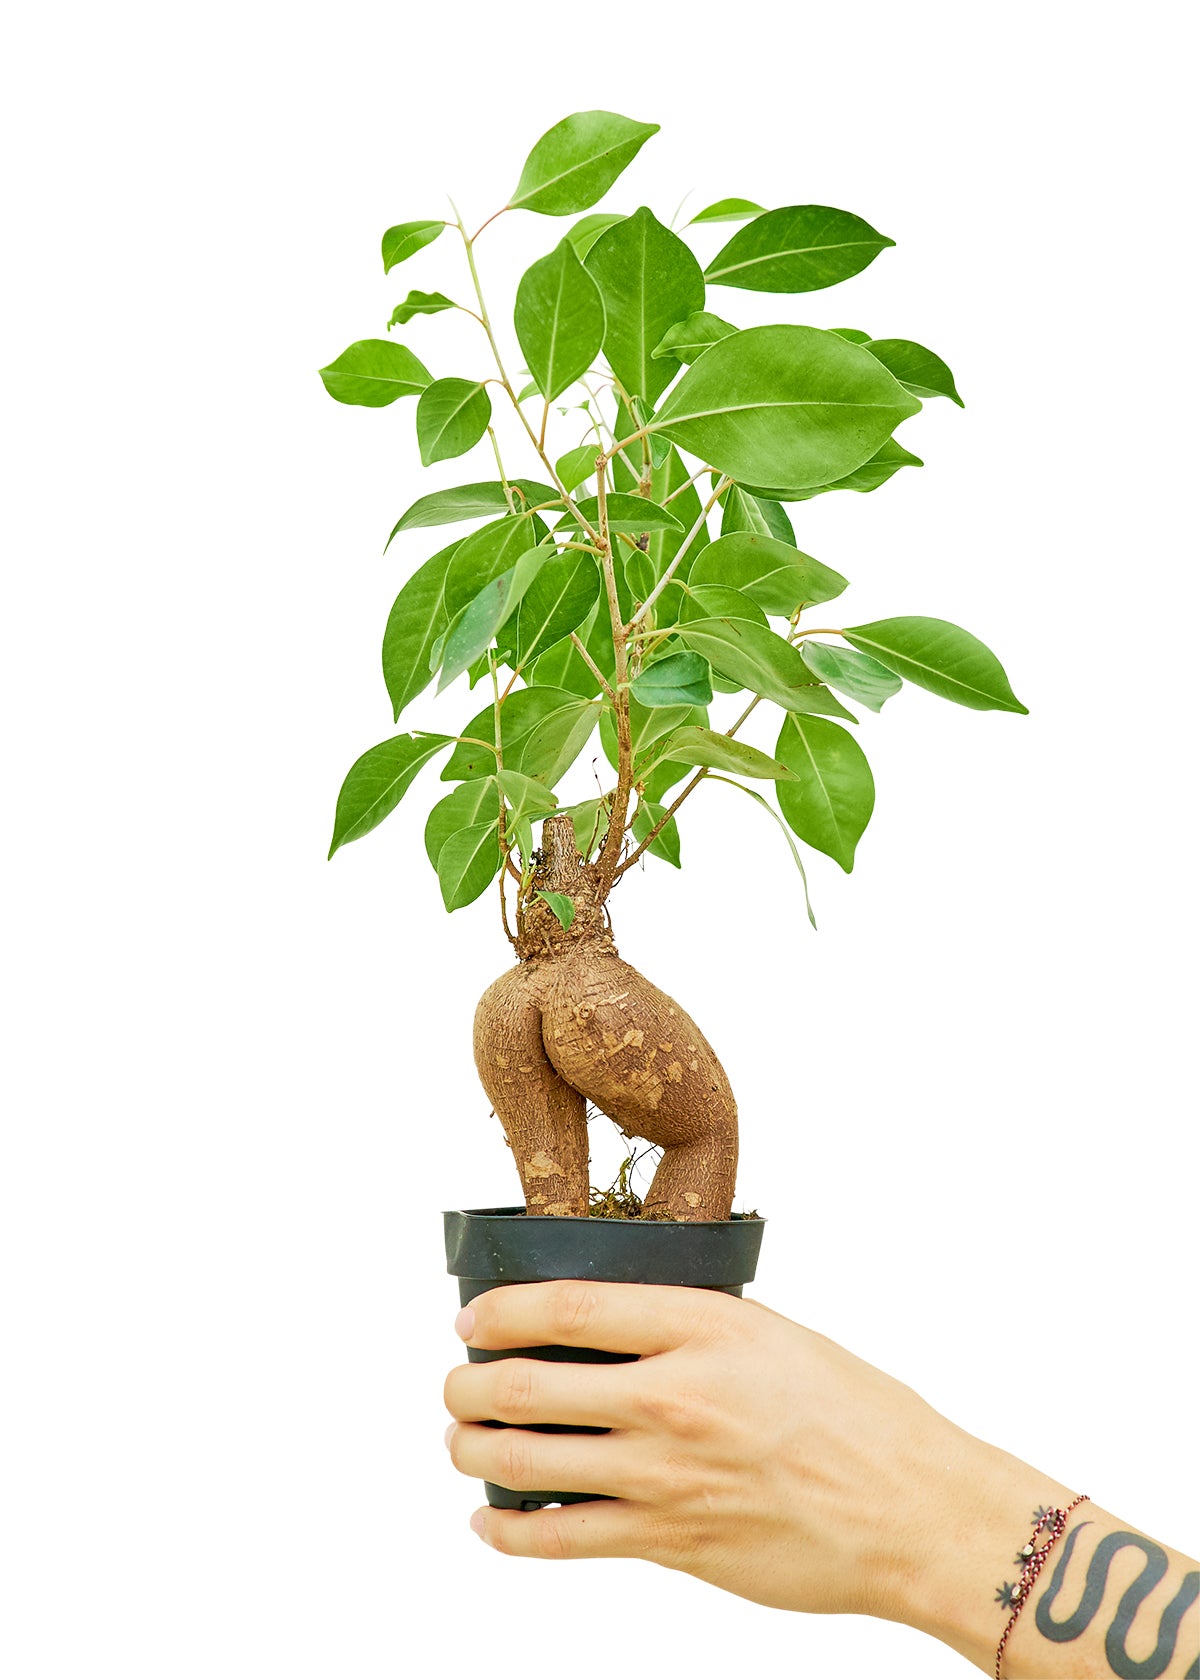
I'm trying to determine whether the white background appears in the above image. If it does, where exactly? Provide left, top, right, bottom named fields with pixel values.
left=4, top=3, right=1196, bottom=1676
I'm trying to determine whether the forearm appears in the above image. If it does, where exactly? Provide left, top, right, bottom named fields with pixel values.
left=892, top=1423, right=1199, bottom=1678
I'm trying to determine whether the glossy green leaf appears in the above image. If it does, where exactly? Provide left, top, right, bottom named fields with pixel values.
left=536, top=890, right=576, bottom=930
left=630, top=651, right=713, bottom=707
left=555, top=444, right=601, bottom=492
left=659, top=725, right=797, bottom=780
left=437, top=819, right=502, bottom=910
left=565, top=213, right=625, bottom=259
left=866, top=338, right=963, bottom=405
left=514, top=240, right=606, bottom=403
left=425, top=777, right=498, bottom=865
left=705, top=205, right=893, bottom=293
left=508, top=550, right=600, bottom=668
left=585, top=207, right=705, bottom=403
left=518, top=695, right=605, bottom=786
left=775, top=714, right=874, bottom=873
left=689, top=533, right=848, bottom=615
left=388, top=290, right=457, bottom=328
left=415, top=378, right=492, bottom=466
left=566, top=491, right=682, bottom=533
left=444, top=515, right=549, bottom=615
left=530, top=599, right=612, bottom=697
left=509, top=111, right=659, bottom=215
left=632, top=799, right=680, bottom=867
left=799, top=641, right=902, bottom=712
left=652, top=311, right=736, bottom=363
left=318, top=340, right=432, bottom=408
left=440, top=688, right=602, bottom=783
left=381, top=219, right=444, bottom=273
left=801, top=437, right=923, bottom=497
left=687, top=198, right=765, bottom=225
left=831, top=327, right=872, bottom=344
left=842, top=617, right=1028, bottom=713
left=498, top=769, right=558, bottom=825
left=675, top=583, right=768, bottom=627
left=438, top=546, right=551, bottom=691
left=677, top=614, right=857, bottom=719
left=649, top=325, right=921, bottom=490
left=328, top=732, right=451, bottom=857
left=386, top=479, right=559, bottom=544
left=706, top=775, right=815, bottom=927
left=382, top=539, right=459, bottom=721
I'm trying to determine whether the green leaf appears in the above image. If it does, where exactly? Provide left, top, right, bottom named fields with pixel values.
left=555, top=444, right=601, bottom=492
left=565, top=491, right=682, bottom=533
left=415, top=378, right=492, bottom=466
left=565, top=212, right=625, bottom=259
left=440, top=687, right=602, bottom=783
left=649, top=325, right=921, bottom=491
left=830, top=327, right=872, bottom=344
left=382, top=538, right=459, bottom=721
left=561, top=797, right=606, bottom=857
left=677, top=614, right=857, bottom=719
left=675, top=582, right=768, bottom=627
left=328, top=732, right=451, bottom=858
left=750, top=495, right=795, bottom=544
left=631, top=799, right=680, bottom=867
left=659, top=725, right=798, bottom=780
left=842, top=617, right=1028, bottom=714
left=529, top=599, right=611, bottom=697
left=438, top=546, right=551, bottom=691
left=386, top=479, right=560, bottom=543
left=585, top=207, right=705, bottom=403
left=381, top=219, right=444, bottom=273
left=318, top=340, right=432, bottom=408
left=789, top=437, right=923, bottom=500
left=507, top=549, right=600, bottom=669
left=536, top=890, right=576, bottom=930
left=603, top=699, right=707, bottom=772
left=509, top=111, right=660, bottom=215
left=444, top=515, right=549, bottom=615
left=704, top=205, right=894, bottom=293
left=518, top=695, right=605, bottom=786
left=652, top=311, right=736, bottom=363
left=775, top=714, right=874, bottom=873
left=437, top=819, right=502, bottom=910
left=425, top=777, right=499, bottom=865
left=514, top=240, right=606, bottom=403
left=388, top=290, right=457, bottom=328
left=865, top=338, right=963, bottom=406
left=706, top=775, right=815, bottom=927
left=799, top=641, right=902, bottom=712
left=498, top=769, right=559, bottom=826
left=630, top=651, right=713, bottom=707
left=689, top=533, right=848, bottom=615
left=687, top=198, right=766, bottom=225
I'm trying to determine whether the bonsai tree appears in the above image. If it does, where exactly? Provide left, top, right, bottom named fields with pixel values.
left=319, top=111, right=1025, bottom=1226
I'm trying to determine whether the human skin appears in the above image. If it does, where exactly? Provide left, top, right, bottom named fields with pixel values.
left=443, top=1281, right=1199, bottom=1678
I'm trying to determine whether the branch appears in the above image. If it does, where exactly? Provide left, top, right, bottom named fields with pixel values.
left=628, top=475, right=731, bottom=631
left=593, top=459, right=633, bottom=894
left=615, top=769, right=706, bottom=876
left=568, top=630, right=617, bottom=702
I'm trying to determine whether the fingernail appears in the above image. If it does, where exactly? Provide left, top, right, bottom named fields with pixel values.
left=454, top=1306, right=476, bottom=1341
left=470, top=1509, right=487, bottom=1539
left=444, top=1422, right=455, bottom=1449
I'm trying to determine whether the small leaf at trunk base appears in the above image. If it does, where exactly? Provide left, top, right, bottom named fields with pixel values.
left=437, top=819, right=502, bottom=910
left=842, top=617, right=1028, bottom=713
left=329, top=732, right=451, bottom=857
left=536, top=890, right=576, bottom=930
left=388, top=290, right=457, bottom=328
left=775, top=714, right=874, bottom=873
left=510, top=111, right=660, bottom=215
left=381, top=220, right=444, bottom=273
left=658, top=725, right=798, bottom=780
left=704, top=205, right=893, bottom=293
left=630, top=651, right=713, bottom=707
left=319, top=340, right=432, bottom=407
left=800, top=641, right=902, bottom=711
left=416, top=378, right=492, bottom=466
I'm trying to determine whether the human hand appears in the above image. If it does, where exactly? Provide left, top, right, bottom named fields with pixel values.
left=442, top=1280, right=1028, bottom=1627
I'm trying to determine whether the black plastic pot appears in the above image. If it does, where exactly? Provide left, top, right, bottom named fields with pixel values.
left=444, top=1205, right=765, bottom=1511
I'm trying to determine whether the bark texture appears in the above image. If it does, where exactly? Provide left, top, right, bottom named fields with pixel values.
left=473, top=814, right=738, bottom=1221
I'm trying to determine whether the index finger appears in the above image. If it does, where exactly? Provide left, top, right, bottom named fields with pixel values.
left=456, top=1279, right=738, bottom=1356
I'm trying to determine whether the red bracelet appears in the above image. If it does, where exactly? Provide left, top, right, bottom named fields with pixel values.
left=994, top=1495, right=1090, bottom=1679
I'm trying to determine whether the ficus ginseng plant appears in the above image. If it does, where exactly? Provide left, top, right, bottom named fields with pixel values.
left=319, top=110, right=1026, bottom=1224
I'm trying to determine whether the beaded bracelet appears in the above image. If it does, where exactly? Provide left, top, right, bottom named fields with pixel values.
left=994, top=1494, right=1090, bottom=1679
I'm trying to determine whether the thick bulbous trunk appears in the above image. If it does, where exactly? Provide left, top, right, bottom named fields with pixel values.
left=473, top=815, right=739, bottom=1222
